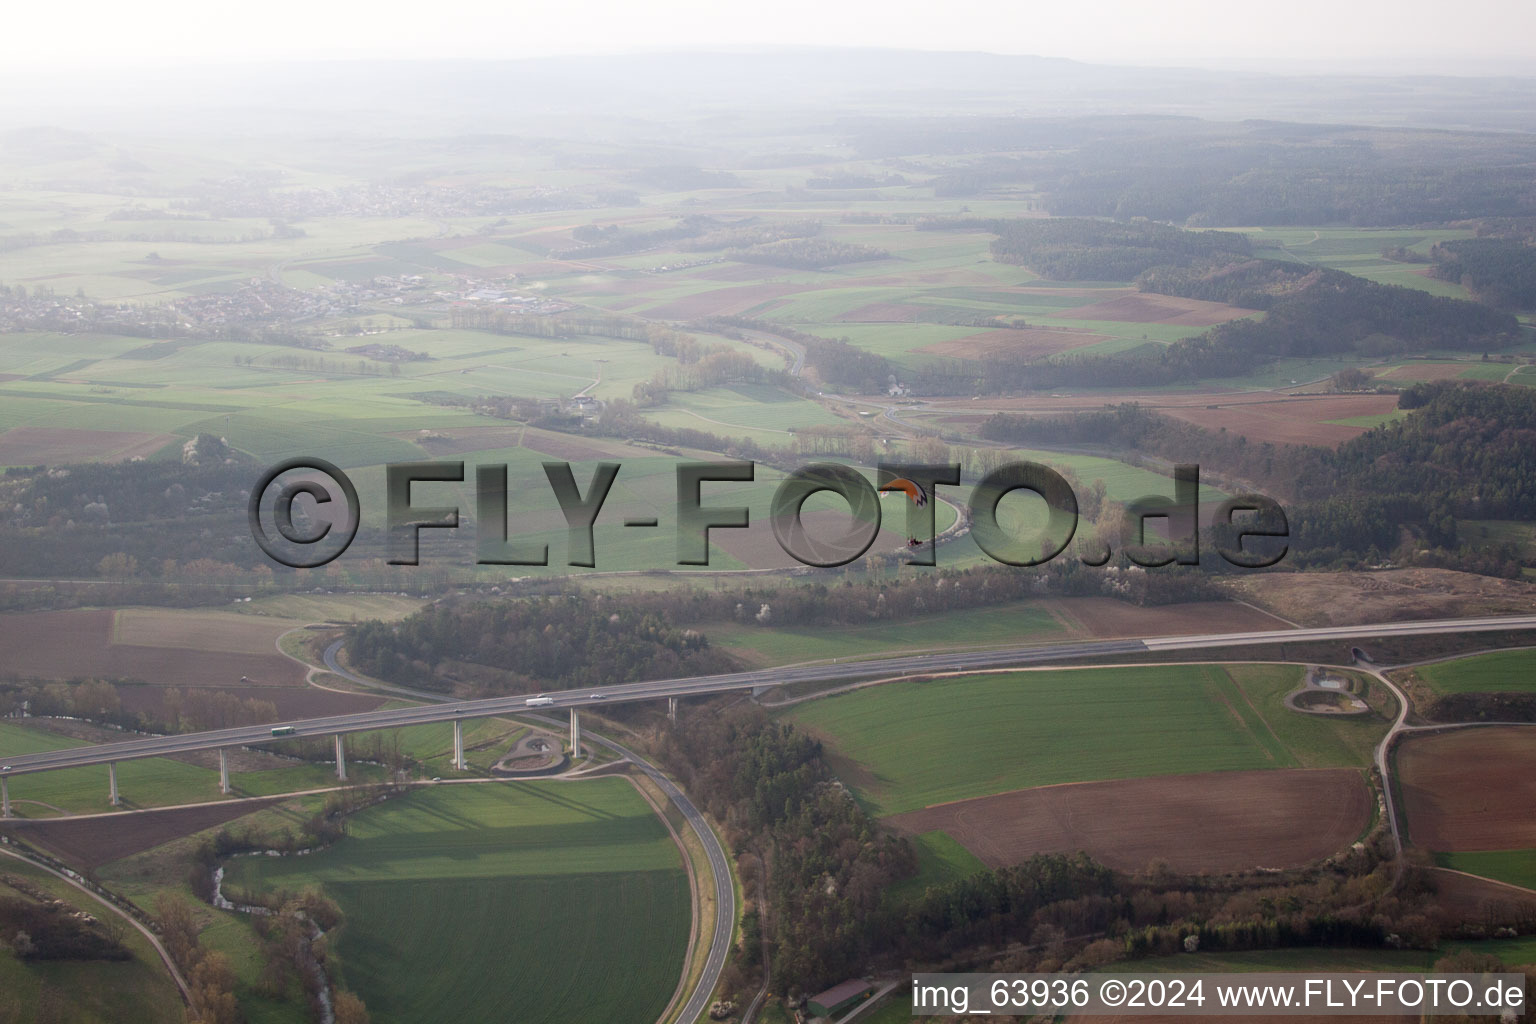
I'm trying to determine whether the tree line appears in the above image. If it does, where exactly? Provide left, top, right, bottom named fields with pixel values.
left=907, top=247, right=1519, bottom=393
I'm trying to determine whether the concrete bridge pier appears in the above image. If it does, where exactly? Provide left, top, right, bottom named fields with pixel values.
left=218, top=749, right=231, bottom=795
left=569, top=708, right=581, bottom=757
left=2, top=777, right=9, bottom=818
left=667, top=697, right=677, bottom=721
left=108, top=762, right=119, bottom=806
left=334, top=735, right=347, bottom=781
left=452, top=720, right=465, bottom=771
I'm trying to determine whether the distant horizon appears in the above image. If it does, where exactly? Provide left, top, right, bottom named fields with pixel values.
left=6, top=44, right=1535, bottom=81
left=7, top=0, right=1535, bottom=77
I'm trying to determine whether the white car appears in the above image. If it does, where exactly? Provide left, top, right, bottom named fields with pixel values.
left=588, top=693, right=605, bottom=700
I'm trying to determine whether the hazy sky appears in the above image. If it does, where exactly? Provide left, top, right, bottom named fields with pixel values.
left=8, top=0, right=1535, bottom=73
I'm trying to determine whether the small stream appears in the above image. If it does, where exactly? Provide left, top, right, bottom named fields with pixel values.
left=211, top=861, right=334, bottom=1024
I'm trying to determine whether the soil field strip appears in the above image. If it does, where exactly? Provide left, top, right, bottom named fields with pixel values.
left=0, top=608, right=307, bottom=688
left=112, top=608, right=307, bottom=654
left=890, top=767, right=1371, bottom=874
left=2, top=797, right=286, bottom=869
left=1054, top=292, right=1259, bottom=326
left=1396, top=726, right=1536, bottom=851
left=1427, top=867, right=1536, bottom=924
left=0, top=426, right=177, bottom=465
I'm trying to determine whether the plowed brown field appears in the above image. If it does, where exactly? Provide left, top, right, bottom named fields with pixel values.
left=1397, top=727, right=1536, bottom=850
left=0, top=609, right=306, bottom=687
left=890, top=768, right=1371, bottom=874
left=1, top=797, right=284, bottom=869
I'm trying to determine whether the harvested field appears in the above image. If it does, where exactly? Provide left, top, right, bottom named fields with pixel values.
left=711, top=509, right=914, bottom=569
left=1159, top=393, right=1401, bottom=446
left=1053, top=598, right=1290, bottom=639
left=0, top=797, right=285, bottom=869
left=1057, top=292, right=1256, bottom=326
left=1429, top=868, right=1536, bottom=929
left=643, top=283, right=802, bottom=319
left=928, top=391, right=1400, bottom=447
left=0, top=426, right=175, bottom=464
left=0, top=609, right=306, bottom=687
left=919, top=327, right=1108, bottom=360
left=889, top=768, right=1370, bottom=874
left=113, top=684, right=384, bottom=721
left=832, top=302, right=931, bottom=322
left=1220, top=568, right=1536, bottom=628
left=1397, top=726, right=1536, bottom=850
left=1382, top=362, right=1468, bottom=380
left=113, top=608, right=306, bottom=654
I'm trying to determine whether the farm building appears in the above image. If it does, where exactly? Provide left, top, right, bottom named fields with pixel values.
left=807, top=979, right=875, bottom=1018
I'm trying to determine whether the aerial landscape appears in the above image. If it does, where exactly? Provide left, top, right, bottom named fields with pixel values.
left=0, top=3, right=1534, bottom=1022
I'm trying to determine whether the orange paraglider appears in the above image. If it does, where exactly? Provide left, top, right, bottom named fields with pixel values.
left=878, top=477, right=927, bottom=507
left=880, top=477, right=929, bottom=547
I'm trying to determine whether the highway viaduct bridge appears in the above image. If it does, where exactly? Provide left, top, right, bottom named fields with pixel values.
left=4, top=613, right=1536, bottom=816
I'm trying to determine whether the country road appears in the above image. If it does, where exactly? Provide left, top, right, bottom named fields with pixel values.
left=324, top=640, right=733, bottom=1024
left=8, top=612, right=1536, bottom=1022
left=7, top=613, right=1536, bottom=777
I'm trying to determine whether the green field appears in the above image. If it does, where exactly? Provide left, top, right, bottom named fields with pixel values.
left=1226, top=665, right=1391, bottom=769
left=221, top=780, right=689, bottom=1024
left=0, top=857, right=186, bottom=1024
left=1436, top=850, right=1536, bottom=892
left=783, top=664, right=1342, bottom=817
left=1417, top=649, right=1536, bottom=694
left=711, top=601, right=1065, bottom=665
left=890, top=830, right=988, bottom=901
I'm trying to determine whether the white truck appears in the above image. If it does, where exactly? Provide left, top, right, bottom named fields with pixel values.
left=524, top=696, right=554, bottom=707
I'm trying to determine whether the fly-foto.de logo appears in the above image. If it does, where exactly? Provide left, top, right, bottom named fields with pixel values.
left=247, top=458, right=1288, bottom=571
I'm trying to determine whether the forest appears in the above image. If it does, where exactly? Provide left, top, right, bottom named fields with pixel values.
left=656, top=703, right=1525, bottom=1003
left=978, top=217, right=1252, bottom=280
left=980, top=381, right=1536, bottom=574
left=345, top=594, right=737, bottom=693
left=853, top=116, right=1536, bottom=226
left=1430, top=236, right=1536, bottom=310
left=728, top=237, right=891, bottom=270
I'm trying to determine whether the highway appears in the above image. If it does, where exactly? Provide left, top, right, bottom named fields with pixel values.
left=4, top=613, right=1535, bottom=777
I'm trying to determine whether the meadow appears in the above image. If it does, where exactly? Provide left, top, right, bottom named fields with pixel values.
left=1436, top=850, right=1536, bottom=892
left=889, top=829, right=987, bottom=900
left=785, top=663, right=1390, bottom=817
left=710, top=601, right=1066, bottom=666
left=1417, top=648, right=1536, bottom=694
left=221, top=780, right=690, bottom=1024
left=783, top=664, right=1322, bottom=817
left=0, top=858, right=185, bottom=1024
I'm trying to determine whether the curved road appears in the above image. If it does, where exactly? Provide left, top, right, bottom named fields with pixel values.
left=323, top=640, right=733, bottom=1024
left=7, top=614, right=1536, bottom=1022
